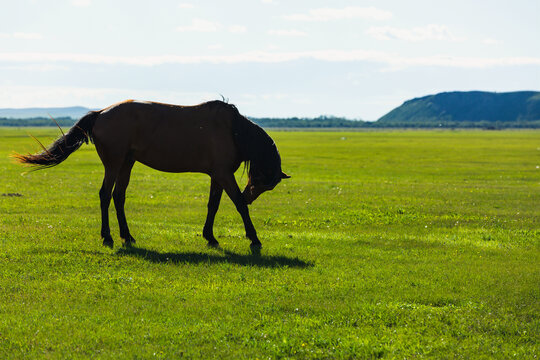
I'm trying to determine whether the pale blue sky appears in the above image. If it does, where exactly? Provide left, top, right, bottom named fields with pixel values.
left=1, top=0, right=539, bottom=119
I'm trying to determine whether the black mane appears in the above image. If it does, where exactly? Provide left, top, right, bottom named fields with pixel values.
left=230, top=106, right=282, bottom=186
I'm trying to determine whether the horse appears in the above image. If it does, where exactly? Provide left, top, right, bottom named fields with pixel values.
left=14, top=100, right=290, bottom=248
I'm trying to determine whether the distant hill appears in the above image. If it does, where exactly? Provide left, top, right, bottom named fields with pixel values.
left=0, top=106, right=92, bottom=120
left=378, top=91, right=540, bottom=125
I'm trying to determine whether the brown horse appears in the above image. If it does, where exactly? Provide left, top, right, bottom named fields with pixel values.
left=15, top=100, right=290, bottom=248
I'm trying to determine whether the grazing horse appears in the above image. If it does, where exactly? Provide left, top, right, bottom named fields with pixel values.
left=15, top=100, right=290, bottom=248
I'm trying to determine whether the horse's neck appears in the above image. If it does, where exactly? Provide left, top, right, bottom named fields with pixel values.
left=247, top=125, right=273, bottom=160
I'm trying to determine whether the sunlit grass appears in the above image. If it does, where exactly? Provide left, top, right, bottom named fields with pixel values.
left=1, top=128, right=539, bottom=359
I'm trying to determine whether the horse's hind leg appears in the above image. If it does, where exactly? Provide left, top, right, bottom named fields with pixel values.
left=113, top=157, right=136, bottom=246
left=99, top=167, right=118, bottom=248
left=203, top=178, right=223, bottom=247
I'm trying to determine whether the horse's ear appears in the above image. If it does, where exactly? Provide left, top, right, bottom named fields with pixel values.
left=281, top=171, right=291, bottom=179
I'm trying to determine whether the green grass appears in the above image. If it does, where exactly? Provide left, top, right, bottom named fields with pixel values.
left=1, top=128, right=539, bottom=359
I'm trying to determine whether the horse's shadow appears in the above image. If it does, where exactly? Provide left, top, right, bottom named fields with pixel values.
left=116, top=245, right=313, bottom=269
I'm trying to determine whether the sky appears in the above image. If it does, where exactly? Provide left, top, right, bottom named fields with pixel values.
left=0, top=0, right=539, bottom=120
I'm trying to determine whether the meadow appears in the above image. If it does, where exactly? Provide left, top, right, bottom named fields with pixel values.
left=0, top=127, right=538, bottom=359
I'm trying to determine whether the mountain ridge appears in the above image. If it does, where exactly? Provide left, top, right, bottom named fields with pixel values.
left=378, top=91, right=540, bottom=123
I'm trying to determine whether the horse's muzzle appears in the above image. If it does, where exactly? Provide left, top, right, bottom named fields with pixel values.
left=242, top=185, right=263, bottom=205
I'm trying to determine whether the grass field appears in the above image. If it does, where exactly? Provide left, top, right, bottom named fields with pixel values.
left=0, top=127, right=539, bottom=359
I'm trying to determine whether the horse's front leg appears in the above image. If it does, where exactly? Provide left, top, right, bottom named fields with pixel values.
left=203, top=178, right=223, bottom=247
left=217, top=173, right=261, bottom=248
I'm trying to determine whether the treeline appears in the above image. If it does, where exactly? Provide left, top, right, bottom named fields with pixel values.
left=367, top=120, right=540, bottom=129
left=251, top=115, right=365, bottom=128
left=1, top=116, right=539, bottom=129
left=252, top=117, right=540, bottom=129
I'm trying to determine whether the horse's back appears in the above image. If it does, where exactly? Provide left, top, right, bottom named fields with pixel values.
left=92, top=101, right=239, bottom=174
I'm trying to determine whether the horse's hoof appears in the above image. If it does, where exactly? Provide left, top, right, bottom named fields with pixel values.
left=102, top=238, right=114, bottom=248
left=249, top=242, right=262, bottom=256
left=204, top=232, right=219, bottom=248
left=122, top=235, right=136, bottom=247
left=249, top=235, right=262, bottom=247
left=123, top=240, right=135, bottom=248
left=207, top=240, right=220, bottom=248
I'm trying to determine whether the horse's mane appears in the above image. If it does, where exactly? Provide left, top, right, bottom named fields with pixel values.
left=224, top=102, right=282, bottom=186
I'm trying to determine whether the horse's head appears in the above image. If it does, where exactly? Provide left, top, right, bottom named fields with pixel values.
left=234, top=115, right=290, bottom=204
left=242, top=164, right=290, bottom=205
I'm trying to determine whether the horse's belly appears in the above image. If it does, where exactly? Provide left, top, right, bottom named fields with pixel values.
left=136, top=158, right=210, bottom=174
left=133, top=144, right=212, bottom=174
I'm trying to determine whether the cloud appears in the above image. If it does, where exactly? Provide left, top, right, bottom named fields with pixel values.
left=267, top=29, right=307, bottom=37
left=0, top=64, right=68, bottom=72
left=71, top=0, right=91, bottom=7
left=483, top=37, right=500, bottom=45
left=207, top=44, right=224, bottom=50
left=284, top=6, right=392, bottom=21
left=1, top=51, right=539, bottom=69
left=178, top=3, right=194, bottom=8
left=176, top=18, right=219, bottom=32
left=0, top=32, right=43, bottom=40
left=0, top=85, right=217, bottom=108
left=176, top=19, right=246, bottom=33
left=237, top=92, right=312, bottom=107
left=14, top=32, right=43, bottom=40
left=367, top=24, right=463, bottom=42
left=228, top=25, right=247, bottom=34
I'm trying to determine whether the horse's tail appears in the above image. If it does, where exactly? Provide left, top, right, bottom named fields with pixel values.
left=13, top=111, right=100, bottom=170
